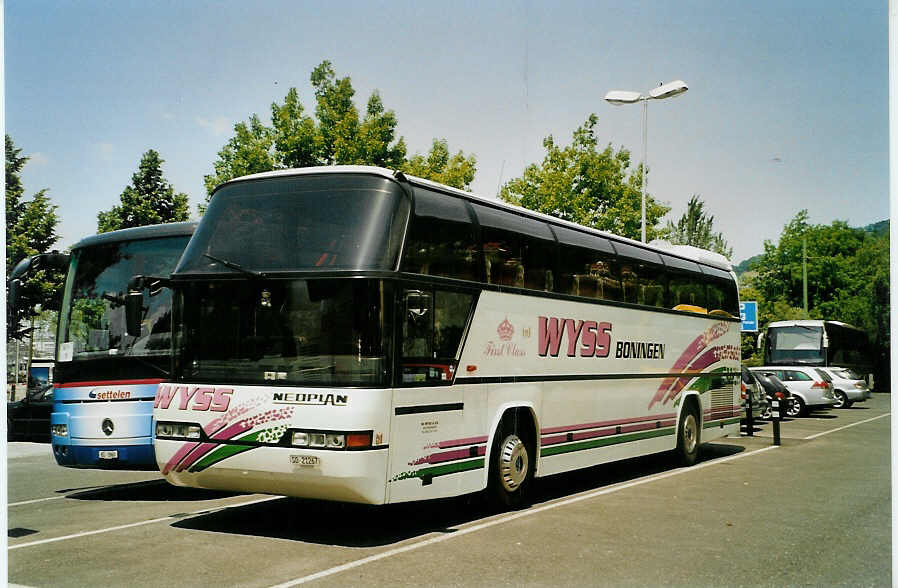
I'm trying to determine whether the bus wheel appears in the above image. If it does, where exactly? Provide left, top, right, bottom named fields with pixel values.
left=489, top=419, right=534, bottom=509
left=676, top=402, right=700, bottom=466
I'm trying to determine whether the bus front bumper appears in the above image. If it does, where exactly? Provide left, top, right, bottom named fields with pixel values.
left=157, top=440, right=389, bottom=504
left=52, top=440, right=156, bottom=469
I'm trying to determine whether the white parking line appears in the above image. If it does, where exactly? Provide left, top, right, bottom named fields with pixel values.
left=269, top=445, right=780, bottom=587
left=8, top=496, right=66, bottom=507
left=7, top=496, right=280, bottom=550
left=803, top=412, right=891, bottom=440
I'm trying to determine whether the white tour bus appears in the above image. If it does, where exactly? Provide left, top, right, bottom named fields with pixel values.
left=142, top=166, right=741, bottom=507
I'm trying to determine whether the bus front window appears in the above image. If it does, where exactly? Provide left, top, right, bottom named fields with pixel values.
left=58, top=236, right=190, bottom=361
left=175, top=279, right=391, bottom=387
left=768, top=326, right=825, bottom=364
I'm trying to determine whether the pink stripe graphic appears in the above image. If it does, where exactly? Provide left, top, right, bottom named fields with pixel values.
left=435, top=435, right=489, bottom=449
left=541, top=413, right=677, bottom=435
left=649, top=322, right=731, bottom=409
left=412, top=445, right=487, bottom=466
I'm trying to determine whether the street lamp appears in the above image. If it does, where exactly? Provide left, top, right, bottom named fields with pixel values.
left=604, top=80, right=689, bottom=242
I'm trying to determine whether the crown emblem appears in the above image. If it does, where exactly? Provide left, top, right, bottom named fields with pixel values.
left=497, top=317, right=514, bottom=341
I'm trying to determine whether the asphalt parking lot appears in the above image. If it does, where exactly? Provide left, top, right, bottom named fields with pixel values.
left=7, top=394, right=891, bottom=587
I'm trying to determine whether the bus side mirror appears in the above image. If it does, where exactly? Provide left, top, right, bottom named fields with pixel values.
left=8, top=278, right=21, bottom=311
left=125, top=275, right=148, bottom=337
left=125, top=290, right=144, bottom=337
left=31, top=252, right=70, bottom=272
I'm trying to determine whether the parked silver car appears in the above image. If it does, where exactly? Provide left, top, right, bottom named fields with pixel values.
left=819, top=367, right=871, bottom=409
left=750, top=367, right=835, bottom=417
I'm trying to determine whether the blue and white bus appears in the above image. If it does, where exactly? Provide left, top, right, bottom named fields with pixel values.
left=49, top=222, right=195, bottom=468
left=146, top=167, right=740, bottom=505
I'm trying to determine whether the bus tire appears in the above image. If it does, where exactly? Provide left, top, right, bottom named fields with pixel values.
left=488, top=413, right=535, bottom=510
left=676, top=401, right=700, bottom=466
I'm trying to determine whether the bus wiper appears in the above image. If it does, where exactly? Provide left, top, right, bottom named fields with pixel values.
left=203, top=253, right=265, bottom=278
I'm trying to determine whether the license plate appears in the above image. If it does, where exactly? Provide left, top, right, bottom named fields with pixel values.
left=290, top=455, right=319, bottom=467
left=98, top=450, right=118, bottom=460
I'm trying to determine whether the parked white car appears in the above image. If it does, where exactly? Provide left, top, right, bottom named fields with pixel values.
left=819, top=367, right=871, bottom=409
left=750, top=367, right=836, bottom=417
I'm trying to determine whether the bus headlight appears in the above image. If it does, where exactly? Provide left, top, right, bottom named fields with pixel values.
left=156, top=421, right=203, bottom=440
left=289, top=429, right=372, bottom=450
left=51, top=424, right=68, bottom=437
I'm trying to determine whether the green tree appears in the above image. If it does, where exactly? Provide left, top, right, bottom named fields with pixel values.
left=402, top=138, right=476, bottom=190
left=663, top=195, right=733, bottom=259
left=271, top=88, right=320, bottom=169
left=5, top=135, right=64, bottom=339
left=203, top=60, right=475, bottom=203
left=499, top=114, right=669, bottom=241
left=311, top=60, right=361, bottom=164
left=97, top=149, right=190, bottom=233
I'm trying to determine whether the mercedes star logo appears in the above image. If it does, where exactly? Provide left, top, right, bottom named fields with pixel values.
left=102, top=418, right=114, bottom=436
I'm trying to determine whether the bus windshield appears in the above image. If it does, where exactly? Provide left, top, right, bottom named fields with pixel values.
left=174, top=174, right=409, bottom=276
left=174, top=278, right=390, bottom=387
left=767, top=325, right=825, bottom=364
left=58, top=235, right=191, bottom=361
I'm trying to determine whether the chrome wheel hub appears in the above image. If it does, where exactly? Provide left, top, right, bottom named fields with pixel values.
left=683, top=415, right=698, bottom=454
left=498, top=435, right=529, bottom=493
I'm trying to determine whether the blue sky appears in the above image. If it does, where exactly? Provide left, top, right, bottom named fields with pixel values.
left=5, top=0, right=888, bottom=263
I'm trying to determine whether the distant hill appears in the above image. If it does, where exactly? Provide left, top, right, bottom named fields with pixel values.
left=864, top=219, right=889, bottom=237
left=734, top=254, right=762, bottom=277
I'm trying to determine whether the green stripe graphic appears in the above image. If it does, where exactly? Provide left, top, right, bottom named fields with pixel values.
left=540, top=426, right=676, bottom=457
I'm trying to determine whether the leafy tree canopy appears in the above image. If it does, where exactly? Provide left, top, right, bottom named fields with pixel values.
left=203, top=60, right=475, bottom=207
left=97, top=149, right=190, bottom=233
left=662, top=194, right=733, bottom=259
left=402, top=138, right=476, bottom=191
left=498, top=114, right=669, bottom=241
left=6, top=135, right=64, bottom=339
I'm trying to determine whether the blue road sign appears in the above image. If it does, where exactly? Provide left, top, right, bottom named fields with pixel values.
left=740, top=301, right=758, bottom=332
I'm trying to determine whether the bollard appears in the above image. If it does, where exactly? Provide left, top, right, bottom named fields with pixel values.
left=771, top=397, right=782, bottom=446
left=745, top=394, right=754, bottom=437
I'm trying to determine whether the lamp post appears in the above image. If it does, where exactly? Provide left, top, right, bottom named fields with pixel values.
left=604, top=80, right=689, bottom=242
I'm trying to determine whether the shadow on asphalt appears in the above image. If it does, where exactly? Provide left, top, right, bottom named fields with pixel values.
left=63, top=479, right=239, bottom=502
left=171, top=443, right=745, bottom=547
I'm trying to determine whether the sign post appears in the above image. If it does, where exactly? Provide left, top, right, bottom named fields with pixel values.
left=740, top=301, right=758, bottom=332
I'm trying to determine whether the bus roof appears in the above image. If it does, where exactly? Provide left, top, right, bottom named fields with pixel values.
left=767, top=319, right=862, bottom=331
left=71, top=221, right=197, bottom=251
left=213, top=166, right=734, bottom=273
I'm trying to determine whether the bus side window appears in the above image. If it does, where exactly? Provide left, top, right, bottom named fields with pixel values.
left=662, top=254, right=706, bottom=312
left=553, top=226, right=620, bottom=301
left=637, top=262, right=666, bottom=308
left=613, top=241, right=664, bottom=307
left=401, top=188, right=479, bottom=281
left=400, top=288, right=474, bottom=386
left=472, top=205, right=523, bottom=287
left=701, top=265, right=739, bottom=317
left=620, top=264, right=638, bottom=304
left=519, top=217, right=555, bottom=291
